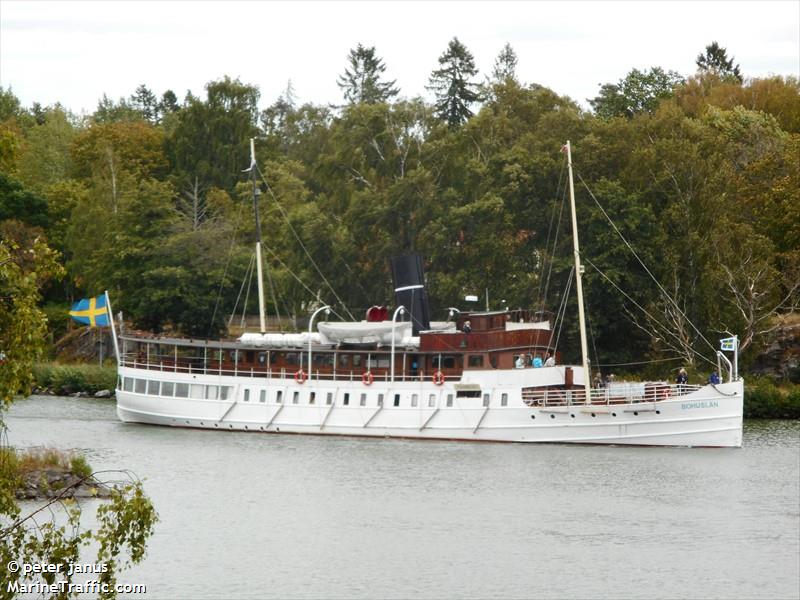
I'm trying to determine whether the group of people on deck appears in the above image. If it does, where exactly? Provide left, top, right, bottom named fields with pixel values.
left=515, top=351, right=555, bottom=369
left=677, top=367, right=721, bottom=386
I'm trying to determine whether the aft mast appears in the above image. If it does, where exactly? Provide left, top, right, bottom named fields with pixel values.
left=248, top=138, right=267, bottom=334
left=564, top=141, right=592, bottom=403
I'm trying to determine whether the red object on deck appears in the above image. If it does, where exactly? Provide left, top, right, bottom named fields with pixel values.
left=366, top=306, right=389, bottom=322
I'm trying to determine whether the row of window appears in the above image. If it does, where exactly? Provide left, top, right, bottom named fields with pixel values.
left=121, top=376, right=512, bottom=408
left=121, top=377, right=232, bottom=400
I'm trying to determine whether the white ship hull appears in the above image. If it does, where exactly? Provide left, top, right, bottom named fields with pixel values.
left=115, top=366, right=743, bottom=447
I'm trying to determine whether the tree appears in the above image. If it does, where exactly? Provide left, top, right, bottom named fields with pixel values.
left=159, top=90, right=179, bottom=115
left=337, top=44, right=399, bottom=105
left=92, top=94, right=141, bottom=124
left=427, top=37, right=481, bottom=128
left=0, top=86, right=22, bottom=121
left=129, top=84, right=160, bottom=123
left=696, top=41, right=742, bottom=82
left=491, top=43, right=518, bottom=84
left=590, top=67, right=685, bottom=118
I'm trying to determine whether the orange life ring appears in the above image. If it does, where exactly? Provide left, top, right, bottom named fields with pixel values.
left=294, top=369, right=307, bottom=384
left=362, top=371, right=374, bottom=386
left=432, top=370, right=445, bottom=386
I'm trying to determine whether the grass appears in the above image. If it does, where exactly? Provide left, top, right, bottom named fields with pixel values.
left=0, top=446, right=95, bottom=495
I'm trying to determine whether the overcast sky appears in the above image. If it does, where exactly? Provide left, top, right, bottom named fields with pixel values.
left=1, top=0, right=798, bottom=115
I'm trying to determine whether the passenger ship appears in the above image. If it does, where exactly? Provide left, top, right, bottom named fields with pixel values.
left=113, top=142, right=743, bottom=447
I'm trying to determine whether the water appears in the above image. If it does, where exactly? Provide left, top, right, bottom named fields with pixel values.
left=5, top=396, right=799, bottom=599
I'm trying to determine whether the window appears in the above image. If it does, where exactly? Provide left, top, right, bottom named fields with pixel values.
left=161, top=381, right=174, bottom=397
left=123, top=377, right=134, bottom=392
left=457, top=390, right=481, bottom=398
left=411, top=394, right=418, bottom=407
left=293, top=391, right=299, bottom=404
left=326, top=392, right=333, bottom=405
left=207, top=385, right=219, bottom=400
left=135, top=379, right=146, bottom=394
left=433, top=355, right=457, bottom=369
left=219, top=386, right=231, bottom=400
left=285, top=353, right=299, bottom=365
left=393, top=394, right=400, bottom=407
left=468, top=355, right=484, bottom=368
left=309, top=391, right=316, bottom=405
left=175, top=383, right=189, bottom=398
left=352, top=355, right=362, bottom=367
left=276, top=390, right=283, bottom=404
left=343, top=393, right=350, bottom=406
left=501, top=393, right=508, bottom=407
left=246, top=351, right=254, bottom=363
left=490, top=355, right=498, bottom=368
left=483, top=393, right=490, bottom=407
left=446, top=394, right=453, bottom=407
left=258, top=352, right=267, bottom=365
left=377, top=394, right=384, bottom=407
left=190, top=384, right=205, bottom=399
left=244, top=389, right=250, bottom=402
left=338, top=355, right=350, bottom=368
left=429, top=394, right=436, bottom=407
left=360, top=393, right=367, bottom=407
left=259, top=390, right=266, bottom=403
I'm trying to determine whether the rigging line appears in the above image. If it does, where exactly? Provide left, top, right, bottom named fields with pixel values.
left=551, top=266, right=574, bottom=356
left=240, top=253, right=254, bottom=331
left=254, top=163, right=356, bottom=321
left=575, top=170, right=718, bottom=355
left=228, top=253, right=254, bottom=330
left=596, top=357, right=682, bottom=367
left=534, top=159, right=567, bottom=310
left=208, top=200, right=248, bottom=337
left=260, top=243, right=349, bottom=322
left=583, top=278, right=602, bottom=375
left=584, top=257, right=716, bottom=368
left=261, top=246, right=283, bottom=331
left=540, top=179, right=569, bottom=315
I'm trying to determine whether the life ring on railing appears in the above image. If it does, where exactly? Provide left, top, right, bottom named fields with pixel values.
left=294, top=369, right=307, bottom=384
left=362, top=371, right=374, bottom=386
left=432, top=370, right=445, bottom=386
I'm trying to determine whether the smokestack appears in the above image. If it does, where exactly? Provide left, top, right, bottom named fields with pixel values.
left=390, top=254, right=431, bottom=336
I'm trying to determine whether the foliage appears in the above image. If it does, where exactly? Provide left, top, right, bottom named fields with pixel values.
left=337, top=44, right=399, bottom=105
left=32, top=363, right=118, bottom=395
left=590, top=67, right=685, bottom=118
left=744, top=378, right=800, bottom=419
left=696, top=41, right=742, bottom=82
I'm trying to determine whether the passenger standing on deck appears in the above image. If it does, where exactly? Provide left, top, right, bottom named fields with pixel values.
left=515, top=355, right=524, bottom=369
left=463, top=320, right=472, bottom=333
left=676, top=367, right=688, bottom=393
left=708, top=370, right=721, bottom=385
left=533, top=354, right=543, bottom=368
left=544, top=351, right=555, bottom=367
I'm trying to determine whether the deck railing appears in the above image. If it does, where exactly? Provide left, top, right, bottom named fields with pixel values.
left=521, top=383, right=702, bottom=407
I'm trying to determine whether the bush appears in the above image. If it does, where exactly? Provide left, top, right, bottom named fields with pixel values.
left=744, top=378, right=800, bottom=419
left=32, top=362, right=117, bottom=395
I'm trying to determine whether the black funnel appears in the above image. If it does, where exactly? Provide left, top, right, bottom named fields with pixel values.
left=390, top=254, right=431, bottom=336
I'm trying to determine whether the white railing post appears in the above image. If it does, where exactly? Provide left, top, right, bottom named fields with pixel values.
left=390, top=306, right=405, bottom=384
left=308, top=305, right=331, bottom=382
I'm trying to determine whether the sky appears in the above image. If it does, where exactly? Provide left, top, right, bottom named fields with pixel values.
left=1, top=0, right=798, bottom=115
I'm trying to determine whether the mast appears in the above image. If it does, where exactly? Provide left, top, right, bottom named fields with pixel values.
left=249, top=139, right=267, bottom=334
left=564, top=141, right=592, bottom=403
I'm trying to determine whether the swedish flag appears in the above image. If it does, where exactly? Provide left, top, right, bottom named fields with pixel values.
left=69, top=295, right=109, bottom=327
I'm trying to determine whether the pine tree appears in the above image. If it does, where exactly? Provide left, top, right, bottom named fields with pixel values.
left=427, top=37, right=481, bottom=128
left=492, top=42, right=518, bottom=84
left=696, top=41, right=743, bottom=82
left=337, top=44, right=399, bottom=105
left=130, top=84, right=160, bottom=122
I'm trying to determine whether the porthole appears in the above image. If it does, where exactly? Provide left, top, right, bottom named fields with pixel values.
left=656, top=410, right=661, bottom=414
left=570, top=414, right=575, bottom=418
left=244, top=426, right=248, bottom=430
left=214, top=424, right=218, bottom=427
left=229, top=424, right=233, bottom=428
left=591, top=413, right=596, bottom=417
left=550, top=414, right=555, bottom=419
left=633, top=411, right=639, bottom=416
left=531, top=415, right=536, bottom=420
left=611, top=413, right=616, bottom=417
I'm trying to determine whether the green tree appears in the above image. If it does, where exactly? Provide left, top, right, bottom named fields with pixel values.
left=337, top=44, right=399, bottom=105
left=0, top=173, right=49, bottom=228
left=0, top=86, right=22, bottom=122
left=590, top=67, right=684, bottom=118
left=428, top=37, right=481, bottom=128
left=129, top=84, right=160, bottom=123
left=696, top=41, right=742, bottom=82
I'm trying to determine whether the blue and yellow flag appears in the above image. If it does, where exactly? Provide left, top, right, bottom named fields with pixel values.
left=69, top=295, right=109, bottom=327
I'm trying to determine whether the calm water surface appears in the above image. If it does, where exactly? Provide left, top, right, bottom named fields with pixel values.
left=6, top=396, right=799, bottom=599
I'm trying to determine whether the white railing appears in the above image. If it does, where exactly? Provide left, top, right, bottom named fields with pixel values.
left=521, top=383, right=703, bottom=407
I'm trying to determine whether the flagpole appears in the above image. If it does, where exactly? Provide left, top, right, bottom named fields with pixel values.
left=105, top=290, right=121, bottom=366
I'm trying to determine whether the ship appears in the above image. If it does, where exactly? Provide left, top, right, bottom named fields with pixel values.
left=112, top=141, right=744, bottom=446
